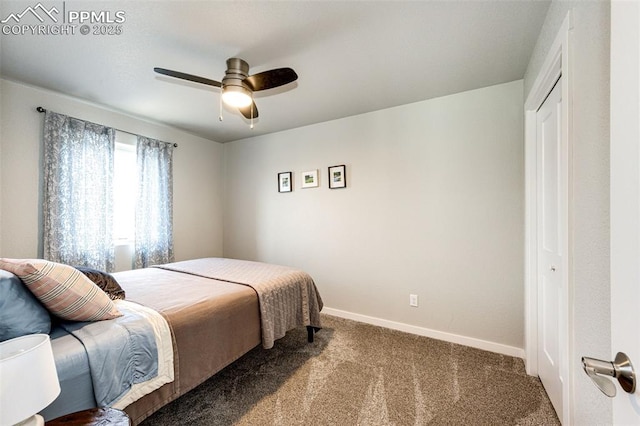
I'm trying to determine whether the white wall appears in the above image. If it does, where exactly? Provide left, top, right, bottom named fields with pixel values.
left=224, top=80, right=525, bottom=352
left=0, top=79, right=225, bottom=266
left=524, top=1, right=611, bottom=424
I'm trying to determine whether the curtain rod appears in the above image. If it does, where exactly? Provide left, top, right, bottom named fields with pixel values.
left=36, top=107, right=178, bottom=148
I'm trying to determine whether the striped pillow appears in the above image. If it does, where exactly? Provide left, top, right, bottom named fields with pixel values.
left=0, top=258, right=121, bottom=321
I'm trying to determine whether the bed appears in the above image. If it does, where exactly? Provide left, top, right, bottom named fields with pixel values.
left=1, top=257, right=323, bottom=425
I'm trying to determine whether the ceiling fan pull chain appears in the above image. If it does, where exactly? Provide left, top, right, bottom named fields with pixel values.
left=250, top=96, right=254, bottom=129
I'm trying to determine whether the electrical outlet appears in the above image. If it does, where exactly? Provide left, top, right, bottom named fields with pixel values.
left=409, top=294, right=418, bottom=307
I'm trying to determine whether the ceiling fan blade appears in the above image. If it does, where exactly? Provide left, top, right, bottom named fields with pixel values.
left=238, top=102, right=259, bottom=120
left=154, top=67, right=221, bottom=88
left=245, top=68, right=298, bottom=91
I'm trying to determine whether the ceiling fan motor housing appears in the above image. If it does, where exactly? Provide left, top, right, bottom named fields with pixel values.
left=222, top=58, right=252, bottom=92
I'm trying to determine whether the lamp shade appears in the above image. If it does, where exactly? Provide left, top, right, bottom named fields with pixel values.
left=221, top=85, right=252, bottom=108
left=0, top=334, right=60, bottom=425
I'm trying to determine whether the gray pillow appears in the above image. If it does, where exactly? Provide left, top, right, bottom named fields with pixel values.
left=0, top=269, right=51, bottom=341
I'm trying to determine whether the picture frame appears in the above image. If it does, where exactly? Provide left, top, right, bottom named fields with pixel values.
left=328, top=164, right=347, bottom=189
left=301, top=169, right=319, bottom=188
left=278, top=172, right=292, bottom=193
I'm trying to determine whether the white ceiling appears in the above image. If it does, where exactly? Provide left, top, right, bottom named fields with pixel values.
left=0, top=1, right=550, bottom=143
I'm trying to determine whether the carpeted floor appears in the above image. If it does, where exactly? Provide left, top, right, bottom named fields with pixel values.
left=141, top=315, right=560, bottom=425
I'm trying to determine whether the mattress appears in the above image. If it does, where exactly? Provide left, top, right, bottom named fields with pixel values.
left=114, top=267, right=261, bottom=424
left=39, top=260, right=317, bottom=425
left=39, top=268, right=260, bottom=424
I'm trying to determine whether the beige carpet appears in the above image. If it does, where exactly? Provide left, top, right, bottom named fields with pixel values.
left=141, top=315, right=560, bottom=425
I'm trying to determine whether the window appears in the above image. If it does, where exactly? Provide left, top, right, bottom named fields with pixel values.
left=113, top=132, right=137, bottom=244
left=43, top=110, right=174, bottom=270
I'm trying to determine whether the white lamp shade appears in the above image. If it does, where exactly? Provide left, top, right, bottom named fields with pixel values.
left=0, top=334, right=60, bottom=426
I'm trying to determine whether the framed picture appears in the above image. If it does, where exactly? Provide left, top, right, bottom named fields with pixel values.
left=278, top=172, right=292, bottom=193
left=328, top=164, right=347, bottom=189
left=301, top=170, right=319, bottom=188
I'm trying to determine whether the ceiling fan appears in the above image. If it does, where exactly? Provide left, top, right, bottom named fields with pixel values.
left=154, top=58, right=298, bottom=121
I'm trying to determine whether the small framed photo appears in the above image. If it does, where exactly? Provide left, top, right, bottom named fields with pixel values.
left=328, top=165, right=347, bottom=189
left=301, top=170, right=319, bottom=188
left=278, top=172, right=292, bottom=193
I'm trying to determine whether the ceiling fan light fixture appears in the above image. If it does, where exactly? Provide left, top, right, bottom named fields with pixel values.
left=222, top=85, right=252, bottom=108
left=155, top=57, right=298, bottom=122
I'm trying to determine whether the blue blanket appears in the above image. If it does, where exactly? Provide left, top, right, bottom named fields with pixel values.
left=60, top=303, right=159, bottom=407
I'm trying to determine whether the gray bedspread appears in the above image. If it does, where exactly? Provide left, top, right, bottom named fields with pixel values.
left=155, top=257, right=323, bottom=349
left=60, top=303, right=159, bottom=407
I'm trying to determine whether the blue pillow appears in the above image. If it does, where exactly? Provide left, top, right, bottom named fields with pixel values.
left=0, top=269, right=51, bottom=341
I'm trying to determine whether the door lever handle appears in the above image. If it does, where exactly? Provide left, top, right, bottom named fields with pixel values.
left=582, top=352, right=636, bottom=398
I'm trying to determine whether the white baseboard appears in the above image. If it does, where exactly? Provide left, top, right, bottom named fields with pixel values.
left=321, top=307, right=525, bottom=360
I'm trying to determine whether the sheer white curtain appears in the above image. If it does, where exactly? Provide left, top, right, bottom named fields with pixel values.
left=43, top=111, right=115, bottom=271
left=135, top=136, right=174, bottom=268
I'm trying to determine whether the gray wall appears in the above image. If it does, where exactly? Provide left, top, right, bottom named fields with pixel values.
left=224, top=80, right=525, bottom=351
left=0, top=79, right=225, bottom=264
left=524, top=1, right=612, bottom=424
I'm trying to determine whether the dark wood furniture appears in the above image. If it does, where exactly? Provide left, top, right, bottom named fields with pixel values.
left=46, top=408, right=131, bottom=426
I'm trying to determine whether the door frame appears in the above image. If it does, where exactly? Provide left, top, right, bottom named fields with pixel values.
left=611, top=0, right=640, bottom=422
left=524, top=11, right=573, bottom=426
